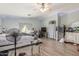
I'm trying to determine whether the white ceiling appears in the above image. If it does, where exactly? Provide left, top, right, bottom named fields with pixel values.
left=0, top=3, right=79, bottom=18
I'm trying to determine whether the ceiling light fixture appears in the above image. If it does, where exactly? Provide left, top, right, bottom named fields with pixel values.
left=38, top=3, right=50, bottom=12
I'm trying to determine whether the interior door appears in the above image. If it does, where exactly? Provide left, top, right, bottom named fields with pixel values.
left=48, top=21, right=56, bottom=39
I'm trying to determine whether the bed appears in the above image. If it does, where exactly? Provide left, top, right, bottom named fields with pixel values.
left=0, top=34, right=41, bottom=52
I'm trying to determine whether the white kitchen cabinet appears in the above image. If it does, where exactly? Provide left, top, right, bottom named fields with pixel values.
left=65, top=32, right=79, bottom=44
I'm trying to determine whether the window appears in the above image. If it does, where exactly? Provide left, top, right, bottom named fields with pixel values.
left=19, top=23, right=33, bottom=33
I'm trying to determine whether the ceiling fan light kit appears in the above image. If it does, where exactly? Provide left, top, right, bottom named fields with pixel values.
left=38, top=3, right=51, bottom=12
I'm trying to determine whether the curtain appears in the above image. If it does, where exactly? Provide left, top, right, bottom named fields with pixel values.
left=19, top=23, right=33, bottom=33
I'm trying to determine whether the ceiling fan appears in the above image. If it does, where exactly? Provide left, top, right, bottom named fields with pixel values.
left=37, top=3, right=52, bottom=12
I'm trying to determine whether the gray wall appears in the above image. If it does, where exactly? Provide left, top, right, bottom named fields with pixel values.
left=67, top=11, right=79, bottom=27
left=0, top=15, right=42, bottom=31
left=1, top=10, right=79, bottom=32
left=41, top=13, right=58, bottom=27
left=58, top=11, right=79, bottom=27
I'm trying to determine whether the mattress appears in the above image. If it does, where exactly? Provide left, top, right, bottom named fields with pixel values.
left=0, top=34, right=41, bottom=52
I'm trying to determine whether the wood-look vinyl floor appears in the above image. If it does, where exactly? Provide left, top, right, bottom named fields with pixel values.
left=40, top=38, right=79, bottom=56
left=8, top=38, right=79, bottom=56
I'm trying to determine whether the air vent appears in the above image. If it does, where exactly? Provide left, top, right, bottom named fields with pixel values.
left=27, top=14, right=31, bottom=16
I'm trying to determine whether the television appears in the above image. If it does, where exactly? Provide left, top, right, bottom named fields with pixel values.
left=41, top=27, right=46, bottom=32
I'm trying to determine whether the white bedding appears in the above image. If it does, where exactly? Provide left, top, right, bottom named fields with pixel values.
left=0, top=34, right=13, bottom=45
left=0, top=34, right=34, bottom=45
left=0, top=34, right=41, bottom=51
